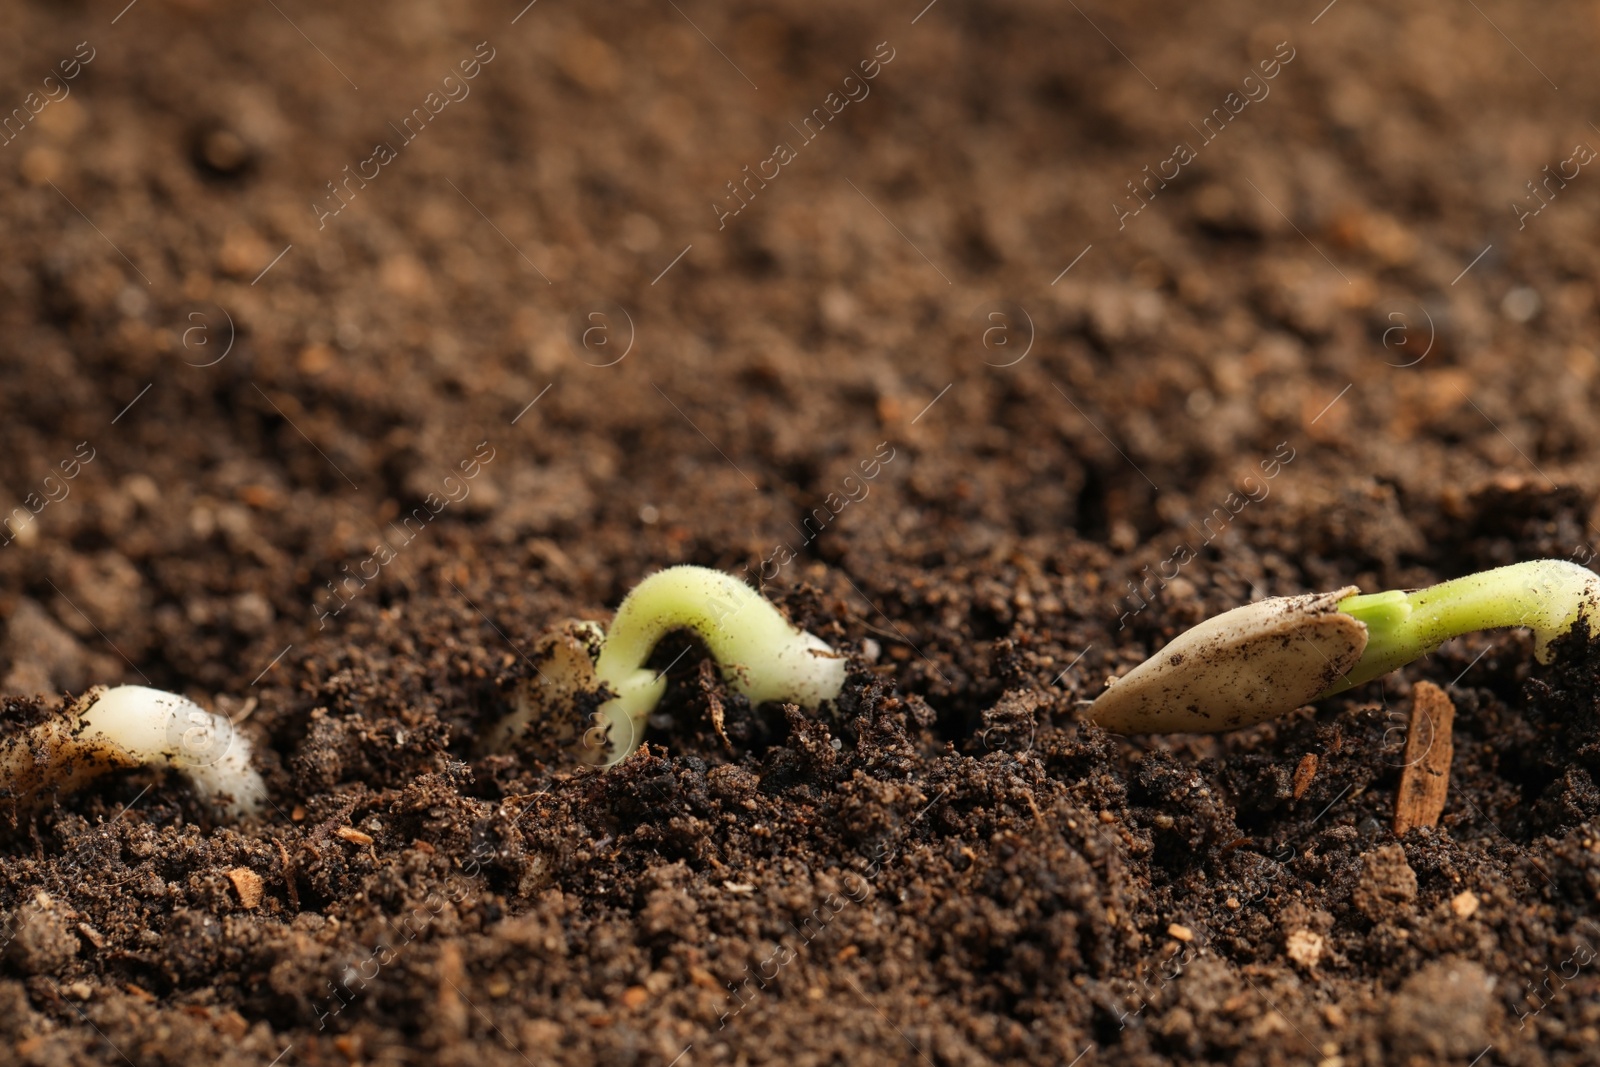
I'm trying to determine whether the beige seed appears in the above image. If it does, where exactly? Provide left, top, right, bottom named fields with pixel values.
left=1092, top=588, right=1366, bottom=733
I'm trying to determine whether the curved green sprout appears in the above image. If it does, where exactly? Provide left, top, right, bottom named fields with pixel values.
left=1092, top=559, right=1600, bottom=733
left=495, top=566, right=847, bottom=765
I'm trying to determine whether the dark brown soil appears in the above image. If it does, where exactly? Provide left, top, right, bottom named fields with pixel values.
left=3, top=0, right=1600, bottom=1063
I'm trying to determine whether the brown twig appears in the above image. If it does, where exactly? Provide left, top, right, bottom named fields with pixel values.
left=1394, top=681, right=1455, bottom=835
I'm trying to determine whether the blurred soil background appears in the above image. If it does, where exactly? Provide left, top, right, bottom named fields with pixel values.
left=2, top=0, right=1600, bottom=1064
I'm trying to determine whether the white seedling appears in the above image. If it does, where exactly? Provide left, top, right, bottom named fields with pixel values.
left=497, top=565, right=847, bottom=766
left=1092, top=559, right=1600, bottom=733
left=0, top=685, right=267, bottom=819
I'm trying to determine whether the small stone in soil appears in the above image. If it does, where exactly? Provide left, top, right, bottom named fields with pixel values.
left=1286, top=929, right=1325, bottom=969
left=227, top=867, right=264, bottom=909
left=1450, top=890, right=1480, bottom=919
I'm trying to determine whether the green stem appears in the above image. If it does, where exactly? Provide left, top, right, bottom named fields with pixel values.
left=1321, top=559, right=1600, bottom=697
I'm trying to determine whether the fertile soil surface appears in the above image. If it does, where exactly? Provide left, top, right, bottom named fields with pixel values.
left=4, top=0, right=1600, bottom=1064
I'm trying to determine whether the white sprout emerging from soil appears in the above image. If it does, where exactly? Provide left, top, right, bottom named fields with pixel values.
left=1091, top=558, right=1600, bottom=734
left=493, top=565, right=847, bottom=766
left=0, top=685, right=267, bottom=819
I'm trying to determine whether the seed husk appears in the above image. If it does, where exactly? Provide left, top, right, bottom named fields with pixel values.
left=1091, top=587, right=1366, bottom=733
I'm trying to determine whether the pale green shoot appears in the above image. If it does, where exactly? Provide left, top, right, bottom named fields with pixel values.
left=499, top=566, right=847, bottom=766
left=1326, top=559, right=1600, bottom=695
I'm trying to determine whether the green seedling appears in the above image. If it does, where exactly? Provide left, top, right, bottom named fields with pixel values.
left=0, top=685, right=267, bottom=818
left=1091, top=558, right=1600, bottom=733
left=493, top=565, right=847, bottom=765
